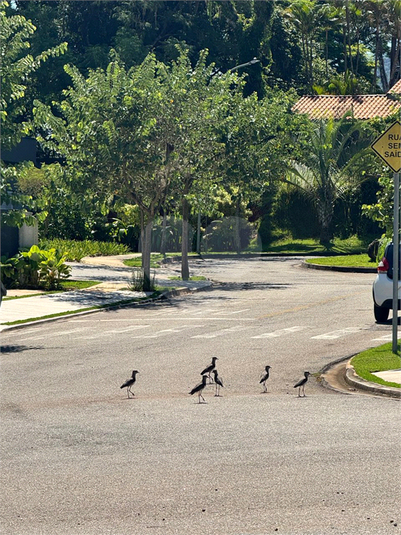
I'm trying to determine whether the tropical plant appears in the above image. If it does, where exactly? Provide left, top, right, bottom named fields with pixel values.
left=38, top=248, right=71, bottom=289
left=285, top=115, right=374, bottom=245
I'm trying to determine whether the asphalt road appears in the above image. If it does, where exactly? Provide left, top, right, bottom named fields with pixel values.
left=1, top=257, right=400, bottom=535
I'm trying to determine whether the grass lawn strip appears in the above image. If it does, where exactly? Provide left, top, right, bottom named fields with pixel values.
left=3, top=280, right=101, bottom=300
left=351, top=343, right=401, bottom=389
left=305, top=254, right=375, bottom=269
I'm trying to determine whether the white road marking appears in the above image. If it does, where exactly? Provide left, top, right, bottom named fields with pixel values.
left=191, top=326, right=250, bottom=339
left=311, top=327, right=363, bottom=340
left=371, top=334, right=393, bottom=341
left=76, top=325, right=150, bottom=339
left=18, top=336, right=45, bottom=342
left=251, top=326, right=306, bottom=339
left=132, top=325, right=204, bottom=339
left=212, top=308, right=250, bottom=316
left=47, top=329, right=87, bottom=337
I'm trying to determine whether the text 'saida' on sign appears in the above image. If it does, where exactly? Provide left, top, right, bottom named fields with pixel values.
left=371, top=121, right=401, bottom=173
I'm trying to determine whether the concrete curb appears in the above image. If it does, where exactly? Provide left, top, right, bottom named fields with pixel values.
left=302, top=261, right=376, bottom=273
left=319, top=356, right=400, bottom=399
left=345, top=361, right=401, bottom=399
left=0, top=284, right=209, bottom=332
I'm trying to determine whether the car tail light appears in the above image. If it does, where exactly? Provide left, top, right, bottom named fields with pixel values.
left=377, top=257, right=389, bottom=273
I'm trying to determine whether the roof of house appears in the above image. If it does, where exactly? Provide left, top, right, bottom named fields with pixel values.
left=292, top=80, right=401, bottom=120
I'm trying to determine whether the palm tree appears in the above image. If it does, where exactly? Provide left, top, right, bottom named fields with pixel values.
left=285, top=115, right=372, bottom=245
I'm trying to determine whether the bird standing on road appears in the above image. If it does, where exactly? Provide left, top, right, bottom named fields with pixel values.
left=260, top=365, right=271, bottom=393
left=120, top=370, right=139, bottom=398
left=189, top=375, right=208, bottom=404
left=212, top=369, right=224, bottom=397
left=294, top=371, right=310, bottom=397
left=201, top=357, right=218, bottom=382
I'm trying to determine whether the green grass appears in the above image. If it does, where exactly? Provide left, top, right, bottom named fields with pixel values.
left=168, top=275, right=207, bottom=281
left=3, top=280, right=100, bottom=300
left=305, top=254, right=375, bottom=268
left=351, top=343, right=401, bottom=388
left=123, top=253, right=180, bottom=268
left=266, top=235, right=369, bottom=255
left=39, top=239, right=131, bottom=262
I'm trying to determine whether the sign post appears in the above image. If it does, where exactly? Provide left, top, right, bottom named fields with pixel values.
left=371, top=121, right=401, bottom=354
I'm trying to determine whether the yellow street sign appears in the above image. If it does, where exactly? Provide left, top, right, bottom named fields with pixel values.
left=371, top=121, right=401, bottom=173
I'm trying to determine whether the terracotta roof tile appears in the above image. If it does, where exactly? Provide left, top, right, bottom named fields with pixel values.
left=292, top=93, right=401, bottom=119
left=389, top=79, right=401, bottom=94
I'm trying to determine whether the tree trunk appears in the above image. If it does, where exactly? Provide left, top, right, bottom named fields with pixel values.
left=181, top=196, right=190, bottom=281
left=235, top=197, right=241, bottom=255
left=142, top=218, right=153, bottom=291
left=318, top=204, right=334, bottom=246
left=196, top=212, right=201, bottom=254
left=160, top=210, right=167, bottom=258
left=139, top=209, right=144, bottom=254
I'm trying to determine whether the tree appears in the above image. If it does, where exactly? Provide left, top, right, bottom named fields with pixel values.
left=34, top=53, right=175, bottom=289
left=0, top=0, right=67, bottom=228
left=285, top=115, right=374, bottom=245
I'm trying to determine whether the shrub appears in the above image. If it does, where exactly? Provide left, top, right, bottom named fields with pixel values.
left=1, top=245, right=71, bottom=290
left=128, top=268, right=156, bottom=292
left=39, top=239, right=131, bottom=261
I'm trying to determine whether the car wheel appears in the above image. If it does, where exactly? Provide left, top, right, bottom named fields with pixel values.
left=374, top=304, right=389, bottom=323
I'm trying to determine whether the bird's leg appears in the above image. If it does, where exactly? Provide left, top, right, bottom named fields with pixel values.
left=298, top=387, right=301, bottom=397
left=262, top=382, right=267, bottom=393
left=199, top=393, right=206, bottom=403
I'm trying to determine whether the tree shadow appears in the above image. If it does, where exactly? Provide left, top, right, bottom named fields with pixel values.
left=1, top=344, right=44, bottom=353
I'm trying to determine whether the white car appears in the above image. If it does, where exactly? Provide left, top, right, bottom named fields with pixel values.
left=372, top=243, right=401, bottom=322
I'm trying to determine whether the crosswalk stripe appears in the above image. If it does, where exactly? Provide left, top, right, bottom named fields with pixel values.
left=251, top=326, right=306, bottom=339
left=311, top=327, right=363, bottom=340
left=191, top=326, right=250, bottom=339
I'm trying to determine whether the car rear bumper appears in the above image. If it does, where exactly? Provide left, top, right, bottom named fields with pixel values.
left=373, top=273, right=401, bottom=308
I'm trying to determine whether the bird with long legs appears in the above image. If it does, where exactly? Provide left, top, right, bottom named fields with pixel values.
left=120, top=370, right=139, bottom=398
left=200, top=357, right=218, bottom=383
left=189, top=375, right=208, bottom=404
left=212, top=369, right=224, bottom=397
left=260, top=365, right=271, bottom=393
left=294, top=371, right=310, bottom=397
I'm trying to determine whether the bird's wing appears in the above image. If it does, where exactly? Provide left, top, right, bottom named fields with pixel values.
left=189, top=383, right=201, bottom=395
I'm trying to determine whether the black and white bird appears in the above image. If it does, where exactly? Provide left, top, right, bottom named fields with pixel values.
left=212, top=369, right=224, bottom=397
left=201, top=357, right=218, bottom=382
left=294, top=371, right=310, bottom=397
left=120, top=370, right=139, bottom=398
left=189, top=375, right=208, bottom=404
left=260, top=365, right=271, bottom=393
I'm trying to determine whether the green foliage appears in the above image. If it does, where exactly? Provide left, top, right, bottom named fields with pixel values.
left=128, top=268, right=156, bottom=292
left=38, top=248, right=72, bottom=290
left=285, top=115, right=375, bottom=245
left=0, top=0, right=67, bottom=150
left=203, top=218, right=255, bottom=252
left=38, top=239, right=131, bottom=262
left=362, top=174, right=396, bottom=237
left=1, top=245, right=71, bottom=289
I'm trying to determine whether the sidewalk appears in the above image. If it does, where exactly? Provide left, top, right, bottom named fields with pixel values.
left=0, top=254, right=211, bottom=331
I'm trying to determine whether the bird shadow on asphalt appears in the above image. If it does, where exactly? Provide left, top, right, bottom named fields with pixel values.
left=0, top=344, right=44, bottom=354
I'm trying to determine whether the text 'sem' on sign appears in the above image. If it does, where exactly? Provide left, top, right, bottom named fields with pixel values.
left=371, top=121, right=401, bottom=173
